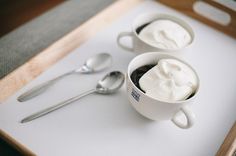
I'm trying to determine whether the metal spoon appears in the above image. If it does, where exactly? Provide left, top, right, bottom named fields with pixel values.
left=17, top=53, right=112, bottom=102
left=21, top=71, right=125, bottom=123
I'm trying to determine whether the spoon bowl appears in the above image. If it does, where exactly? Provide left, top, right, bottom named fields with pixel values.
left=79, top=53, right=112, bottom=73
left=96, top=71, right=125, bottom=94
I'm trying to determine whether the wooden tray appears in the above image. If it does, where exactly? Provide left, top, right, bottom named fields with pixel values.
left=159, top=0, right=236, bottom=39
left=0, top=0, right=235, bottom=155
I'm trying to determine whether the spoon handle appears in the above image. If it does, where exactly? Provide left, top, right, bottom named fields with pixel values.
left=21, top=89, right=96, bottom=123
left=17, top=71, right=74, bottom=102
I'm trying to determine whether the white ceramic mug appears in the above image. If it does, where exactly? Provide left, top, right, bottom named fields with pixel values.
left=117, top=13, right=194, bottom=53
left=127, top=52, right=200, bottom=129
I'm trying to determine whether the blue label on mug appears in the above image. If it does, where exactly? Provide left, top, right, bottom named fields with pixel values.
left=131, top=88, right=140, bottom=102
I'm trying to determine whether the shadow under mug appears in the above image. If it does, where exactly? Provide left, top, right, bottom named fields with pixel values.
left=127, top=52, right=200, bottom=129
left=117, top=13, right=194, bottom=53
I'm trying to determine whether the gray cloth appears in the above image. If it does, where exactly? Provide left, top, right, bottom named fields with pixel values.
left=0, top=0, right=115, bottom=79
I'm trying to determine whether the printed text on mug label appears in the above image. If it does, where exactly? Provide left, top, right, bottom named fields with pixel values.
left=131, top=88, right=140, bottom=102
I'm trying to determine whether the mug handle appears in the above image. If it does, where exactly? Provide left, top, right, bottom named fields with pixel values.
left=117, top=32, right=134, bottom=51
left=171, top=105, right=195, bottom=129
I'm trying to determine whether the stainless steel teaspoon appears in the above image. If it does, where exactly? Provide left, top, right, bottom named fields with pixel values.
left=21, top=71, right=124, bottom=123
left=17, top=53, right=112, bottom=102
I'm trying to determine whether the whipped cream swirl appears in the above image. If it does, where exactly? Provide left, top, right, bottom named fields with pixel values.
left=139, top=20, right=191, bottom=49
left=139, top=59, right=197, bottom=102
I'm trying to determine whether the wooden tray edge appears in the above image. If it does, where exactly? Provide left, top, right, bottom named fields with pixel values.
left=0, top=129, right=36, bottom=156
left=216, top=121, right=236, bottom=156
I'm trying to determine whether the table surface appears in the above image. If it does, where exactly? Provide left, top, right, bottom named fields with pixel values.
left=0, top=0, right=236, bottom=156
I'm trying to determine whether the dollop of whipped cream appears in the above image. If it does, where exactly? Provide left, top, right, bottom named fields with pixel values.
left=139, top=20, right=191, bottom=49
left=139, top=59, right=197, bottom=102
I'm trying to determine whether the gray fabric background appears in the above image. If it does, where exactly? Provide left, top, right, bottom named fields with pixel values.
left=0, top=0, right=115, bottom=79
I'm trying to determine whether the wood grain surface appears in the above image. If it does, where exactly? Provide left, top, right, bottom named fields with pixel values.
left=216, top=122, right=236, bottom=156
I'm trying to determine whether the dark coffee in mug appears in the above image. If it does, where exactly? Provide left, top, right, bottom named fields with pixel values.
left=135, top=23, right=151, bottom=34
left=130, top=64, right=155, bottom=93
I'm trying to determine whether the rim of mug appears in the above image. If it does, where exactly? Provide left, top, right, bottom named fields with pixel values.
left=132, top=13, right=195, bottom=52
left=127, top=52, right=200, bottom=104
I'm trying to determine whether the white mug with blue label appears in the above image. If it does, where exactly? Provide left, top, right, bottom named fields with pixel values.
left=126, top=52, right=200, bottom=129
